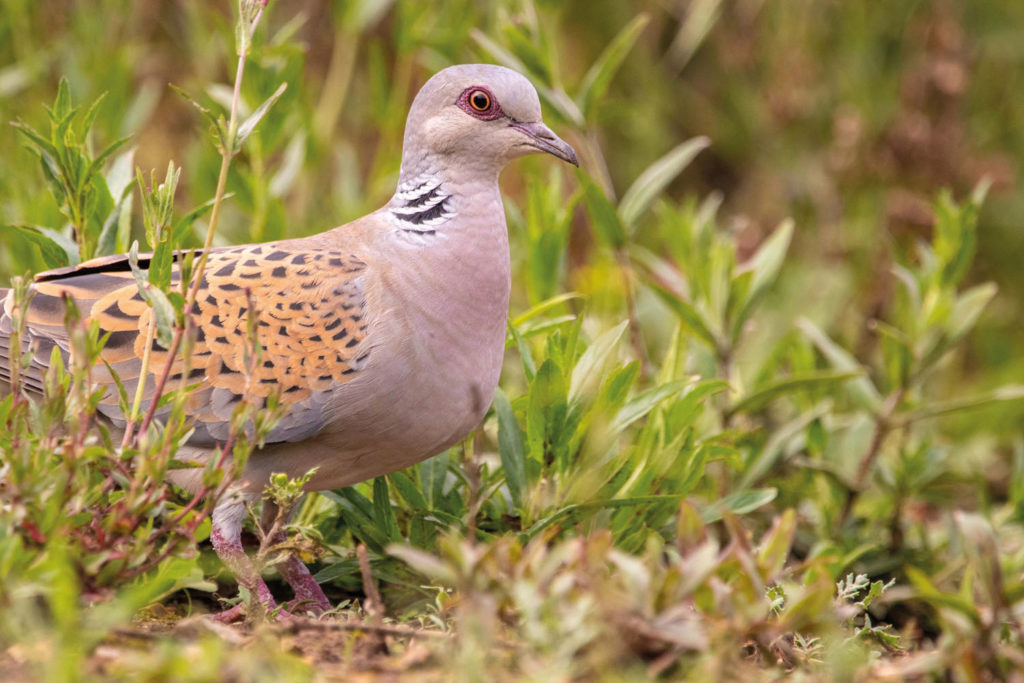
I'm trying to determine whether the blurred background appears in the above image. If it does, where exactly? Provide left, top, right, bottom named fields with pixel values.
left=0, top=0, right=1021, bottom=428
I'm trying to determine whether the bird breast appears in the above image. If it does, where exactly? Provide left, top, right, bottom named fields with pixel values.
left=269, top=199, right=512, bottom=492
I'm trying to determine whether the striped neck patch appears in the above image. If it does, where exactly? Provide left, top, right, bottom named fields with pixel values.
left=390, top=175, right=455, bottom=237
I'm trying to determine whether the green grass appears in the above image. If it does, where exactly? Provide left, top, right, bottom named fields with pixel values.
left=2, top=0, right=1024, bottom=679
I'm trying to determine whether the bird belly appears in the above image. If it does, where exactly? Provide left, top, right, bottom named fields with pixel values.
left=236, top=269, right=509, bottom=491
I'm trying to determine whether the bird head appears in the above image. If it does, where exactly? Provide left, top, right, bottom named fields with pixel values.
left=400, top=64, right=578, bottom=178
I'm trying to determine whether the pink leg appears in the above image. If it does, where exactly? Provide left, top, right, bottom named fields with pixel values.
left=278, top=553, right=332, bottom=615
left=262, top=500, right=332, bottom=616
left=209, top=491, right=288, bottom=622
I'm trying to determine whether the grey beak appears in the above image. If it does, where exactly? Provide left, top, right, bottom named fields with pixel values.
left=510, top=121, right=579, bottom=166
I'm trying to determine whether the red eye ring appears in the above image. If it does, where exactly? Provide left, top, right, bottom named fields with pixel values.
left=458, top=86, right=502, bottom=120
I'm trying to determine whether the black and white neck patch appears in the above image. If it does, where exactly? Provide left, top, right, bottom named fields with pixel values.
left=390, top=175, right=455, bottom=239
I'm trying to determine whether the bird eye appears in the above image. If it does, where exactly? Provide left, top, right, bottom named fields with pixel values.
left=469, top=89, right=491, bottom=112
left=458, top=86, right=501, bottom=120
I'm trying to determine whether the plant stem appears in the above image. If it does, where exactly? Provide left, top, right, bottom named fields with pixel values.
left=839, top=387, right=906, bottom=525
left=614, top=248, right=651, bottom=377
left=132, top=7, right=264, bottom=444
left=120, top=315, right=156, bottom=448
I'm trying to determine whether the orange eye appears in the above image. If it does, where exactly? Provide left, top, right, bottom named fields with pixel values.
left=469, top=89, right=491, bottom=111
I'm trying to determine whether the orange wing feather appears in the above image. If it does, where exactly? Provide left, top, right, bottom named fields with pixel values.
left=0, top=243, right=370, bottom=444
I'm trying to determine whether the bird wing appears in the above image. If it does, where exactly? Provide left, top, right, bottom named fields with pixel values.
left=0, top=242, right=370, bottom=445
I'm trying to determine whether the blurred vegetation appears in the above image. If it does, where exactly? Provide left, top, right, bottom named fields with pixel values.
left=2, top=0, right=1024, bottom=679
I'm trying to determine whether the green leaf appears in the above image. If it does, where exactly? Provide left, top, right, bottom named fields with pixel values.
left=730, top=219, right=793, bottom=340
left=667, top=0, right=722, bottom=69
left=328, top=488, right=391, bottom=553
left=594, top=361, right=640, bottom=421
left=506, top=319, right=537, bottom=381
left=569, top=321, right=628, bottom=402
left=610, top=379, right=690, bottom=433
left=372, top=476, right=400, bottom=542
left=78, top=91, right=107, bottom=140
left=619, top=136, right=709, bottom=230
left=494, top=388, right=527, bottom=511
left=170, top=84, right=227, bottom=150
left=235, top=82, right=288, bottom=149
left=700, top=488, right=777, bottom=523
left=738, top=402, right=832, bottom=489
left=728, top=370, right=861, bottom=415
left=797, top=318, right=882, bottom=413
left=51, top=77, right=73, bottom=120
left=418, top=450, right=450, bottom=511
left=893, top=385, right=1024, bottom=425
left=127, top=242, right=177, bottom=348
left=522, top=494, right=689, bottom=538
left=511, top=292, right=582, bottom=327
left=148, top=239, right=173, bottom=290
left=577, top=170, right=626, bottom=249
left=387, top=544, right=457, bottom=585
left=576, top=14, right=650, bottom=118
left=97, top=203, right=125, bottom=260
left=10, top=119, right=58, bottom=157
left=471, top=29, right=533, bottom=76
left=757, top=509, right=796, bottom=579
left=503, top=25, right=552, bottom=84
left=516, top=315, right=578, bottom=341
left=471, top=30, right=584, bottom=127
left=4, top=224, right=70, bottom=269
left=527, top=360, right=569, bottom=470
left=340, top=0, right=394, bottom=32
left=388, top=471, right=427, bottom=510
left=173, top=194, right=232, bottom=245
left=83, top=135, right=132, bottom=186
left=933, top=191, right=977, bottom=287
left=97, top=147, right=137, bottom=256
left=269, top=132, right=307, bottom=198
left=647, top=281, right=718, bottom=349
left=905, top=566, right=982, bottom=627
left=946, top=282, right=997, bottom=344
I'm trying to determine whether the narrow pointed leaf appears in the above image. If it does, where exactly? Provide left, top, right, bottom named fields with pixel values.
left=610, top=379, right=691, bottom=433
left=372, top=476, right=400, bottom=542
left=569, top=321, right=628, bottom=401
left=894, top=385, right=1024, bottom=425
left=729, top=370, right=861, bottom=416
left=511, top=292, right=583, bottom=326
left=577, top=170, right=626, bottom=249
left=5, top=224, right=70, bottom=269
left=797, top=318, right=881, bottom=412
left=388, top=471, right=427, bottom=510
left=236, top=82, right=288, bottom=148
left=731, top=219, right=793, bottom=340
left=577, top=14, right=650, bottom=118
left=648, top=281, right=717, bottom=349
left=494, top=388, right=527, bottom=510
left=700, top=488, right=777, bottom=523
left=620, top=136, right=709, bottom=229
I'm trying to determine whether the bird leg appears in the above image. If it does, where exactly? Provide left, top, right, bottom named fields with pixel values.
left=261, top=499, right=332, bottom=616
left=209, top=490, right=287, bottom=622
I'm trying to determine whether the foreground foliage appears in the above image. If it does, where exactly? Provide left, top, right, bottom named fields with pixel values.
left=1, top=0, right=1023, bottom=680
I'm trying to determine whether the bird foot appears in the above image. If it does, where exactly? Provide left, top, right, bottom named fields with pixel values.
left=277, top=557, right=332, bottom=616
left=211, top=602, right=247, bottom=624
left=211, top=598, right=295, bottom=624
left=285, top=598, right=330, bottom=618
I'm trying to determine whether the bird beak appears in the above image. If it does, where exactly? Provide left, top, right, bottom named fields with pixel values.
left=510, top=121, right=579, bottom=166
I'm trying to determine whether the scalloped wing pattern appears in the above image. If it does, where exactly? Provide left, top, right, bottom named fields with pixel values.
left=0, top=244, right=369, bottom=444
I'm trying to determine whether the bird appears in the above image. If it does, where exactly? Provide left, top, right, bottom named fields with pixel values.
left=0, top=63, right=578, bottom=619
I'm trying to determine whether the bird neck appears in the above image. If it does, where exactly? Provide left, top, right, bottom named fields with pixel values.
left=386, top=152, right=504, bottom=241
